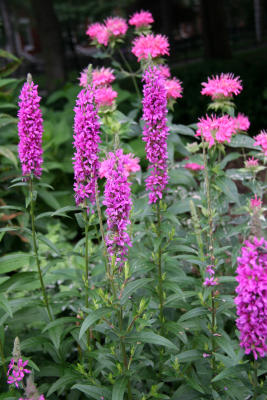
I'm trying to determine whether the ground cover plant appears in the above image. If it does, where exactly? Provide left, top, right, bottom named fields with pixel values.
left=0, top=10, right=267, bottom=400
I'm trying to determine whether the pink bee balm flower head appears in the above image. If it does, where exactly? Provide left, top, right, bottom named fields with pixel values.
left=201, top=73, right=243, bottom=99
left=245, top=157, right=259, bottom=168
left=250, top=194, right=262, bottom=209
left=100, top=153, right=140, bottom=178
left=164, top=78, right=183, bottom=99
left=142, top=66, right=169, bottom=203
left=254, top=130, right=267, bottom=156
left=196, top=114, right=236, bottom=148
left=105, top=17, right=128, bottom=36
left=73, top=85, right=101, bottom=209
left=234, top=113, right=250, bottom=132
left=102, top=149, right=132, bottom=267
left=203, top=277, right=218, bottom=287
left=184, top=163, right=204, bottom=171
left=18, top=75, right=43, bottom=179
left=158, top=65, right=171, bottom=79
left=86, top=22, right=109, bottom=46
left=235, top=236, right=267, bottom=360
left=129, top=10, right=154, bottom=28
left=95, top=86, right=118, bottom=108
left=132, top=34, right=170, bottom=61
left=92, top=67, right=115, bottom=87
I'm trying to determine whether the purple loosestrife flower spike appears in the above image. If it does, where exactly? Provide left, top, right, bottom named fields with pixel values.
left=235, top=236, right=267, bottom=360
left=73, top=84, right=101, bottom=210
left=18, top=74, right=43, bottom=179
left=142, top=66, right=169, bottom=203
left=102, top=149, right=132, bottom=268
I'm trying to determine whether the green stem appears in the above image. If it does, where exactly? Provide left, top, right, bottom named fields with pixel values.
left=29, top=178, right=52, bottom=321
left=118, top=48, right=141, bottom=99
left=118, top=307, right=132, bottom=400
left=156, top=202, right=164, bottom=335
left=253, top=361, right=258, bottom=399
left=83, top=211, right=91, bottom=360
left=201, top=139, right=216, bottom=374
left=0, top=337, right=7, bottom=376
left=95, top=182, right=110, bottom=276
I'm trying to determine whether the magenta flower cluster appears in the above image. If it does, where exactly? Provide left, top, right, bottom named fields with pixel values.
left=142, top=66, right=169, bottom=203
left=235, top=236, right=267, bottom=359
left=18, top=80, right=43, bottom=178
left=7, top=358, right=31, bottom=388
left=73, top=86, right=101, bottom=209
left=102, top=149, right=132, bottom=267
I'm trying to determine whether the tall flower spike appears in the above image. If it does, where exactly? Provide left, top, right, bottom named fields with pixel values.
left=73, top=82, right=101, bottom=210
left=142, top=66, right=169, bottom=203
left=235, top=236, right=267, bottom=360
left=18, top=74, right=43, bottom=179
left=102, top=149, right=132, bottom=268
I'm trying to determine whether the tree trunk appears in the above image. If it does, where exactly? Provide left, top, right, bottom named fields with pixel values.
left=200, top=0, right=232, bottom=59
left=30, top=0, right=65, bottom=91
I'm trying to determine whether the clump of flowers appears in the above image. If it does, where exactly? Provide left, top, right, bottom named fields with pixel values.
left=129, top=10, right=154, bottom=28
left=254, top=130, right=267, bottom=156
left=95, top=86, right=118, bottom=108
left=196, top=114, right=236, bottom=147
left=164, top=78, right=183, bottom=100
left=201, top=73, right=243, bottom=99
left=184, top=163, right=204, bottom=171
left=7, top=358, right=31, bottom=388
left=18, top=74, right=43, bottom=179
left=245, top=157, right=259, bottom=169
left=86, top=23, right=109, bottom=46
left=250, top=194, right=262, bottom=209
left=105, top=17, right=128, bottom=36
left=132, top=34, right=170, bottom=61
left=203, top=265, right=218, bottom=286
left=234, top=113, right=250, bottom=132
left=235, top=236, right=267, bottom=359
left=102, top=149, right=133, bottom=267
left=158, top=65, right=171, bottom=78
left=142, top=66, right=169, bottom=203
left=73, top=85, right=101, bottom=209
left=86, top=17, right=127, bottom=47
left=100, top=153, right=140, bottom=178
left=80, top=67, right=115, bottom=88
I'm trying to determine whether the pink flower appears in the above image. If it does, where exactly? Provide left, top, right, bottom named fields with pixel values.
left=203, top=277, right=218, bottom=287
left=132, top=34, right=170, bottom=61
left=245, top=157, right=259, bottom=168
left=80, top=67, right=115, bottom=88
left=254, top=130, right=267, bottom=156
left=100, top=153, right=140, bottom=178
left=18, top=78, right=43, bottom=179
left=206, top=265, right=215, bottom=275
left=235, top=236, right=267, bottom=359
left=184, top=163, right=204, bottom=171
left=17, top=359, right=31, bottom=375
left=203, top=353, right=211, bottom=358
left=196, top=114, right=236, bottom=147
left=105, top=17, right=128, bottom=36
left=94, top=86, right=117, bottom=107
left=164, top=78, right=183, bottom=99
left=86, top=23, right=109, bottom=46
left=234, top=113, right=250, bottom=132
left=7, top=358, right=31, bottom=388
left=158, top=65, right=171, bottom=79
left=129, top=10, right=154, bottom=28
left=201, top=73, right=243, bottom=99
left=250, top=194, right=262, bottom=209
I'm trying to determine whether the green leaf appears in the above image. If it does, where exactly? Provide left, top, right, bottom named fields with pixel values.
left=47, top=373, right=78, bottom=396
left=120, top=278, right=153, bottom=304
left=38, top=189, right=60, bottom=209
left=216, top=177, right=240, bottom=204
left=169, top=169, right=197, bottom=188
left=220, top=152, right=240, bottom=169
left=179, top=307, right=207, bottom=322
left=72, top=384, right=111, bottom=399
left=177, top=350, right=202, bottom=363
left=112, top=377, right=128, bottom=400
left=127, top=331, right=177, bottom=350
left=227, top=134, right=258, bottom=149
left=38, top=234, right=61, bottom=256
left=42, top=317, right=79, bottom=333
left=0, top=146, right=18, bottom=167
left=211, top=365, right=243, bottom=382
left=79, top=308, right=111, bottom=339
left=0, top=252, right=32, bottom=274
left=170, top=124, right=195, bottom=137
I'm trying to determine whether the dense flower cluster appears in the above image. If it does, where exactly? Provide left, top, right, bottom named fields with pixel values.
left=80, top=67, right=115, bottom=88
left=19, top=396, right=45, bottom=400
left=196, top=114, right=237, bottom=147
left=100, top=153, right=140, bottom=178
left=102, top=149, right=132, bottom=266
left=86, top=17, right=127, bottom=46
left=245, top=157, right=259, bottom=168
left=164, top=78, right=183, bottom=99
left=105, top=17, right=128, bottom=36
left=86, top=23, right=109, bottom=46
left=132, top=34, right=169, bottom=61
left=142, top=66, right=169, bottom=203
left=95, top=86, right=118, bottom=107
left=234, top=113, right=250, bottom=132
left=129, top=10, right=154, bottom=27
left=18, top=78, right=43, bottom=179
left=201, top=73, right=243, bottom=99
left=7, top=358, right=31, bottom=388
left=73, top=86, right=101, bottom=208
left=235, top=236, right=267, bottom=359
left=158, top=65, right=171, bottom=78
left=250, top=194, right=262, bottom=209
left=203, top=265, right=218, bottom=286
left=254, top=130, right=267, bottom=156
left=184, top=163, right=204, bottom=171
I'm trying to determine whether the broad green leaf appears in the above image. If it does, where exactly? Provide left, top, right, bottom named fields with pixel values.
left=216, top=177, right=240, bottom=204
left=179, top=307, right=207, bottom=322
left=112, top=377, right=128, bottom=400
left=0, top=146, right=18, bottom=167
left=170, top=124, right=195, bottom=137
left=220, top=152, right=240, bottom=169
left=120, top=278, right=153, bottom=304
left=127, top=331, right=177, bottom=350
left=0, top=252, right=32, bottom=274
left=72, top=384, right=111, bottom=399
left=227, top=134, right=258, bottom=149
left=177, top=350, right=202, bottom=363
left=79, top=308, right=111, bottom=339
left=42, top=317, right=79, bottom=333
left=38, top=234, right=61, bottom=256
left=211, top=365, right=244, bottom=382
